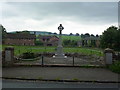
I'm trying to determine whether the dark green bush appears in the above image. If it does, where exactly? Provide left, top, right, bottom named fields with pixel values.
left=22, top=52, right=35, bottom=59
left=108, top=61, right=120, bottom=73
left=35, top=41, right=43, bottom=46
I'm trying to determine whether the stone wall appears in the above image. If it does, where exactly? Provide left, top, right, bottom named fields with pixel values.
left=113, top=52, right=120, bottom=61
left=4, top=38, right=35, bottom=46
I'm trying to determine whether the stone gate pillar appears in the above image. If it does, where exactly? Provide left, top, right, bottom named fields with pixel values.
left=4, top=47, right=14, bottom=66
left=104, top=48, right=114, bottom=65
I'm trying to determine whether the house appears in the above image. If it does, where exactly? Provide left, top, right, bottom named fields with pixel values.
left=38, top=35, right=59, bottom=46
left=4, top=33, right=36, bottom=45
left=78, top=36, right=100, bottom=47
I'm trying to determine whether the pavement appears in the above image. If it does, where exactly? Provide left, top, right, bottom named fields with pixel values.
left=2, top=79, right=119, bottom=88
left=2, top=66, right=120, bottom=83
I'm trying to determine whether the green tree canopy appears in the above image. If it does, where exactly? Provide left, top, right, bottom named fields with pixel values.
left=0, top=25, right=7, bottom=38
left=0, top=25, right=7, bottom=44
left=100, top=26, right=120, bottom=51
left=16, top=30, right=30, bottom=34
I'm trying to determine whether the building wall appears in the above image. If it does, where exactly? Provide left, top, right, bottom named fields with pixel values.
left=78, top=39, right=100, bottom=47
left=49, top=37, right=59, bottom=42
left=96, top=40, right=100, bottom=47
left=39, top=36, right=58, bottom=46
left=4, top=39, right=35, bottom=45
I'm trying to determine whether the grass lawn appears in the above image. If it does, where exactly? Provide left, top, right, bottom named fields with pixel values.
left=62, top=35, right=81, bottom=41
left=2, top=45, right=103, bottom=56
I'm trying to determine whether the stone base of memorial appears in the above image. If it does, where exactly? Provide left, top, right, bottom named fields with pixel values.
left=53, top=54, right=67, bottom=59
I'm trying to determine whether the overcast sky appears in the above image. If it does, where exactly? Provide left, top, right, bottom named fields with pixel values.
left=1, top=2, right=118, bottom=35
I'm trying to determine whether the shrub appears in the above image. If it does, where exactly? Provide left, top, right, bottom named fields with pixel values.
left=22, top=52, right=35, bottom=59
left=35, top=41, right=43, bottom=46
left=108, top=61, right=120, bottom=73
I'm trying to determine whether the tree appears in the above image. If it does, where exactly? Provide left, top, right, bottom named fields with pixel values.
left=22, top=30, right=30, bottom=34
left=116, top=28, right=120, bottom=50
left=69, top=33, right=73, bottom=36
left=91, top=34, right=94, bottom=37
left=35, top=40, right=43, bottom=46
left=48, top=32, right=52, bottom=35
left=63, top=40, right=71, bottom=46
left=16, top=30, right=30, bottom=34
left=53, top=32, right=57, bottom=35
left=71, top=40, right=77, bottom=46
left=63, top=40, right=77, bottom=47
left=1, top=25, right=6, bottom=37
left=85, top=33, right=90, bottom=37
left=100, top=26, right=119, bottom=50
left=0, top=25, right=7, bottom=43
left=75, top=33, right=79, bottom=36
left=81, top=34, right=85, bottom=38
left=96, top=34, right=99, bottom=37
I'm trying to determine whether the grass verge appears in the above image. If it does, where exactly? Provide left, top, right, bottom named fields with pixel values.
left=2, top=45, right=103, bottom=57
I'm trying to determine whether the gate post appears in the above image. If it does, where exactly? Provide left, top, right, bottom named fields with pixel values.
left=104, top=48, right=114, bottom=65
left=4, top=47, right=14, bottom=66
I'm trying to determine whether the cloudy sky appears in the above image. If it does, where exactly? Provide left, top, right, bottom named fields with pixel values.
left=1, top=1, right=118, bottom=35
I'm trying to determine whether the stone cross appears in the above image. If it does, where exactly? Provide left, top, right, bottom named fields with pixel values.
left=53, top=24, right=67, bottom=58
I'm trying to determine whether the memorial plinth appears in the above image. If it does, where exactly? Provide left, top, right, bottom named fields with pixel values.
left=53, top=24, right=67, bottom=59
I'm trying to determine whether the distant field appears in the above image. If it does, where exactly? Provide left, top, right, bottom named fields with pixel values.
left=36, top=35, right=81, bottom=41
left=2, top=45, right=103, bottom=56
left=62, top=35, right=81, bottom=41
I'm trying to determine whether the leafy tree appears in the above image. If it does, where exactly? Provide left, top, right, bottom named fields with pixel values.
left=100, top=26, right=119, bottom=51
left=116, top=28, right=120, bottom=50
left=53, top=32, right=57, bottom=35
left=71, top=40, right=77, bottom=46
left=63, top=40, right=71, bottom=46
left=69, top=33, right=73, bottom=36
left=85, top=33, right=90, bottom=37
left=16, top=30, right=30, bottom=34
left=0, top=25, right=7, bottom=43
left=81, top=34, right=85, bottom=38
left=22, top=30, right=30, bottom=34
left=96, top=34, right=99, bottom=37
left=48, top=32, right=52, bottom=35
left=63, top=40, right=77, bottom=47
left=75, top=33, right=79, bottom=36
left=35, top=40, right=43, bottom=46
left=91, top=34, right=94, bottom=37
left=16, top=31, right=21, bottom=33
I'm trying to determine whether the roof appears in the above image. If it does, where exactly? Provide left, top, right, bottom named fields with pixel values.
left=5, top=33, right=36, bottom=39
